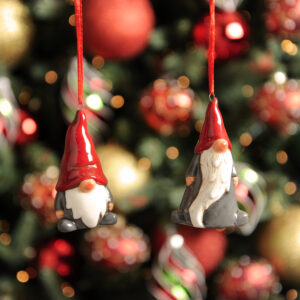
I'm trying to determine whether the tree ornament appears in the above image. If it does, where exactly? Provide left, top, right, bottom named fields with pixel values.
left=235, top=163, right=267, bottom=236
left=148, top=233, right=207, bottom=300
left=266, top=0, right=300, bottom=40
left=139, top=78, right=195, bottom=136
left=173, top=0, right=248, bottom=229
left=83, top=0, right=155, bottom=60
left=55, top=0, right=117, bottom=232
left=82, top=216, right=150, bottom=272
left=251, top=78, right=300, bottom=135
left=96, top=144, right=150, bottom=214
left=215, top=256, right=281, bottom=300
left=61, top=57, right=113, bottom=139
left=257, top=206, right=300, bottom=285
left=193, top=11, right=250, bottom=60
left=20, top=169, right=59, bottom=227
left=38, top=239, right=75, bottom=277
left=0, top=0, right=34, bottom=67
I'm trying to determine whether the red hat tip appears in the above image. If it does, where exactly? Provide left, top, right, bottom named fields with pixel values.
left=194, top=97, right=232, bottom=153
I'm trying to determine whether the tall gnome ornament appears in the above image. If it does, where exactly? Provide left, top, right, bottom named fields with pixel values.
left=54, top=0, right=117, bottom=232
left=55, top=110, right=117, bottom=232
left=172, top=98, right=248, bottom=228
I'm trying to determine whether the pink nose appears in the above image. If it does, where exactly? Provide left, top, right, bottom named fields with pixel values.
left=79, top=179, right=96, bottom=192
left=213, top=139, right=228, bottom=153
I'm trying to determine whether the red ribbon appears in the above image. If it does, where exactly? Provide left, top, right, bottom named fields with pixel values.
left=74, top=0, right=83, bottom=106
left=208, top=0, right=215, bottom=97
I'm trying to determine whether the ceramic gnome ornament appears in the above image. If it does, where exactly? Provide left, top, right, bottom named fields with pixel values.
left=172, top=97, right=248, bottom=228
left=55, top=110, right=117, bottom=232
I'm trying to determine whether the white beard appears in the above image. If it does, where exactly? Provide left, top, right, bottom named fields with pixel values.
left=189, top=147, right=233, bottom=228
left=65, top=184, right=109, bottom=228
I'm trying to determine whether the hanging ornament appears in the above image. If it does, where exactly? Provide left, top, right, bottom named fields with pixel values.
left=96, top=144, right=151, bottom=214
left=0, top=0, right=34, bottom=67
left=235, top=163, right=267, bottom=236
left=215, top=256, right=281, bottom=300
left=61, top=57, right=113, bottom=139
left=148, top=233, right=207, bottom=300
left=258, top=205, right=300, bottom=285
left=38, top=239, right=75, bottom=277
left=251, top=76, right=300, bottom=135
left=172, top=0, right=248, bottom=229
left=82, top=216, right=150, bottom=272
left=15, top=109, right=38, bottom=145
left=139, top=78, right=195, bottom=136
left=193, top=11, right=250, bottom=60
left=266, top=0, right=300, bottom=40
left=20, top=168, right=59, bottom=227
left=83, top=0, right=155, bottom=60
left=54, top=0, right=117, bottom=232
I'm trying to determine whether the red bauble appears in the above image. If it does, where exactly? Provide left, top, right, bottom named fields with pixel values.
left=83, top=219, right=150, bottom=272
left=38, top=239, right=75, bottom=277
left=251, top=79, right=300, bottom=134
left=20, top=170, right=58, bottom=226
left=266, top=0, right=300, bottom=39
left=83, top=0, right=155, bottom=60
left=193, top=11, right=250, bottom=60
left=139, top=79, right=195, bottom=136
left=216, top=256, right=280, bottom=300
left=178, top=226, right=227, bottom=276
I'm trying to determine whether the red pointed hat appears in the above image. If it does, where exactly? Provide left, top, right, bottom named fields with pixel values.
left=194, top=97, right=232, bottom=153
left=56, top=110, right=108, bottom=191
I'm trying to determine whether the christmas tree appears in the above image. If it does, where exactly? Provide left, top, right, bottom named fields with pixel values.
left=0, top=0, right=300, bottom=299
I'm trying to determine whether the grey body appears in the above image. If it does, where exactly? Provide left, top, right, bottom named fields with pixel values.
left=172, top=153, right=248, bottom=228
left=55, top=186, right=117, bottom=232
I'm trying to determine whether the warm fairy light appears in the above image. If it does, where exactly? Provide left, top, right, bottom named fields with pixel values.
left=195, top=120, right=204, bottom=132
left=166, top=146, right=179, bottom=160
left=46, top=166, right=59, bottom=179
left=26, top=267, right=37, bottom=279
left=153, top=79, right=167, bottom=89
left=0, top=98, right=13, bottom=116
left=45, top=71, right=58, bottom=85
left=281, top=40, right=298, bottom=56
left=170, top=234, right=184, bottom=249
left=138, top=157, right=151, bottom=171
left=225, top=22, right=244, bottom=40
left=86, top=94, right=104, bottom=111
left=18, top=91, right=31, bottom=105
left=241, top=85, right=254, bottom=98
left=22, top=118, right=37, bottom=135
left=110, top=95, right=125, bottom=109
left=285, top=182, right=297, bottom=195
left=177, top=76, right=190, bottom=89
left=92, top=56, right=105, bottom=69
left=276, top=150, right=288, bottom=165
left=239, top=132, right=253, bottom=147
left=16, top=270, right=29, bottom=283
left=274, top=71, right=287, bottom=85
left=62, top=286, right=75, bottom=298
left=57, top=264, right=71, bottom=277
left=54, top=239, right=73, bottom=256
left=286, top=289, right=298, bottom=300
left=173, top=92, right=192, bottom=108
left=244, top=263, right=271, bottom=286
left=119, top=166, right=137, bottom=184
left=0, top=233, right=11, bottom=246
left=68, top=14, right=75, bottom=27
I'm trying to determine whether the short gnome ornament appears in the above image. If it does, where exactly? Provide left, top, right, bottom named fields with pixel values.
left=54, top=0, right=117, bottom=232
left=55, top=110, right=117, bottom=232
left=172, top=98, right=248, bottom=228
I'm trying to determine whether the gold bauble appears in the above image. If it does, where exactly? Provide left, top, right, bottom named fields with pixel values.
left=96, top=144, right=150, bottom=212
left=0, top=0, right=34, bottom=66
left=258, top=205, right=300, bottom=285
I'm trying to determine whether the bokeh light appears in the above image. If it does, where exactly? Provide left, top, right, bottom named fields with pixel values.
left=138, top=157, right=151, bottom=171
left=45, top=71, right=58, bottom=85
left=110, top=95, right=125, bottom=109
left=0, top=98, right=13, bottom=116
left=284, top=182, right=297, bottom=195
left=276, top=150, right=288, bottom=165
left=281, top=40, right=298, bottom=56
left=177, top=76, right=190, bottom=89
left=92, top=56, right=104, bottom=69
left=166, top=146, right=179, bottom=160
left=86, top=94, right=104, bottom=111
left=16, top=270, right=29, bottom=283
left=225, top=22, right=244, bottom=39
left=0, top=233, right=11, bottom=246
left=22, top=118, right=37, bottom=135
left=68, top=14, right=75, bottom=27
left=239, top=132, right=253, bottom=147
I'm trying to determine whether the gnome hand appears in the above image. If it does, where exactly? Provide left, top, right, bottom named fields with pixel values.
left=233, top=176, right=239, bottom=187
left=108, top=202, right=114, bottom=211
left=186, top=176, right=196, bottom=186
left=56, top=210, right=65, bottom=219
